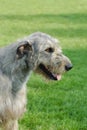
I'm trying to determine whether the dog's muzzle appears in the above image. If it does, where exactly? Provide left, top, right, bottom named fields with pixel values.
left=65, top=64, right=73, bottom=71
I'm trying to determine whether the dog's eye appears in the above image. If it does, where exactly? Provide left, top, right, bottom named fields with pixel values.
left=45, top=48, right=54, bottom=53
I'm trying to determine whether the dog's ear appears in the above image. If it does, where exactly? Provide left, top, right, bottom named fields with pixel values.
left=16, top=41, right=32, bottom=59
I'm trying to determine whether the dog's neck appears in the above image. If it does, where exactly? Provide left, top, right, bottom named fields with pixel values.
left=0, top=44, right=32, bottom=95
left=11, top=57, right=32, bottom=95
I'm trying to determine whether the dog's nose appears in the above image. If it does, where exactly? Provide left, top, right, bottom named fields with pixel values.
left=65, top=64, right=73, bottom=71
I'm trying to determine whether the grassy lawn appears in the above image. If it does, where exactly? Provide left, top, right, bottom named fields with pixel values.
left=0, top=0, right=87, bottom=130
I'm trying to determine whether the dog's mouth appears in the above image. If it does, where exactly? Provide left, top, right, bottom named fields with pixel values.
left=39, top=64, right=62, bottom=81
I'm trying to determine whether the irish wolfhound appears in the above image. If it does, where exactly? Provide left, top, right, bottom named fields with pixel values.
left=0, top=32, right=72, bottom=130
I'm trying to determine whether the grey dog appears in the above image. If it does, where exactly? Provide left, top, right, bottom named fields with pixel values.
left=0, top=32, right=72, bottom=130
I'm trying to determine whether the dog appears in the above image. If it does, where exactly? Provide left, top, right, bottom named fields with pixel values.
left=0, top=32, right=72, bottom=130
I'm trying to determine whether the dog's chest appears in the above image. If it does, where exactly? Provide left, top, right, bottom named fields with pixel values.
left=0, top=85, right=27, bottom=122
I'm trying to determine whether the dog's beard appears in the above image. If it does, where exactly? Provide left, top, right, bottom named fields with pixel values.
left=34, top=64, right=62, bottom=81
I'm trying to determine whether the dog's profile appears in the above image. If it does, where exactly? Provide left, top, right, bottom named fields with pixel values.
left=0, top=32, right=72, bottom=130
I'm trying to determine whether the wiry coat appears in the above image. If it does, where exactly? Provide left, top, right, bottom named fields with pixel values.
left=0, top=42, right=30, bottom=130
left=0, top=32, right=72, bottom=130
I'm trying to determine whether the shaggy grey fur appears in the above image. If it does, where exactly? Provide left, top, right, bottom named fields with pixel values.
left=0, top=32, right=72, bottom=130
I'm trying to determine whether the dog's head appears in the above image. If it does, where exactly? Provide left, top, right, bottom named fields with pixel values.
left=16, top=32, right=73, bottom=80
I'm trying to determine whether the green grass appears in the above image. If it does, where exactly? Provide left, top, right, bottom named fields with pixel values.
left=0, top=0, right=87, bottom=130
